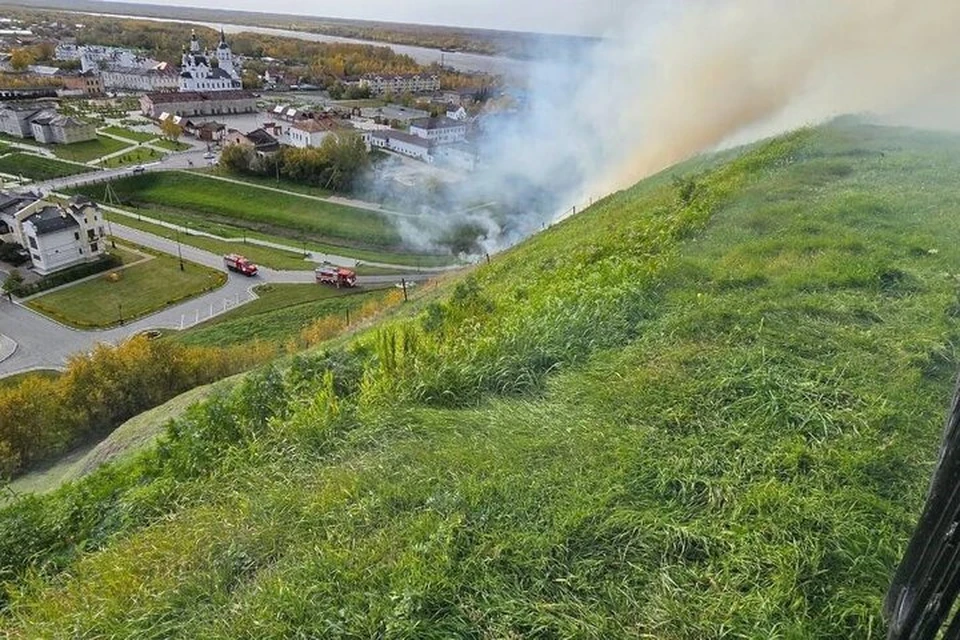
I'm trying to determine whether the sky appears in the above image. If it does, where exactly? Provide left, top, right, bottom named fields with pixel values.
left=107, top=0, right=634, bottom=35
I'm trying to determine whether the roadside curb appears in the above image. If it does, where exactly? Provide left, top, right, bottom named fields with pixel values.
left=0, top=334, right=17, bottom=364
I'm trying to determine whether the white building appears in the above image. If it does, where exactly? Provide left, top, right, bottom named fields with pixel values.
left=140, top=90, right=256, bottom=119
left=434, top=143, right=478, bottom=172
left=1, top=194, right=105, bottom=275
left=288, top=118, right=351, bottom=148
left=409, top=116, right=467, bottom=145
left=77, top=45, right=158, bottom=73
left=360, top=73, right=440, bottom=96
left=370, top=130, right=433, bottom=163
left=179, top=29, right=242, bottom=92
left=101, top=63, right=179, bottom=92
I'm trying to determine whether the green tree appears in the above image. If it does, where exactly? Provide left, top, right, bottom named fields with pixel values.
left=219, top=143, right=253, bottom=173
left=2, top=269, right=23, bottom=297
left=160, top=118, right=183, bottom=142
left=9, top=48, right=35, bottom=71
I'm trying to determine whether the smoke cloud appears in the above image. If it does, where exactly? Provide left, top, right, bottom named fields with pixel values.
left=378, top=0, right=960, bottom=256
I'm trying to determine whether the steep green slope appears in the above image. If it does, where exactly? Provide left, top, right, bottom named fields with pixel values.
left=2, top=120, right=959, bottom=637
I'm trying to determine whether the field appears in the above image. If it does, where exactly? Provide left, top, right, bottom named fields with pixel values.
left=73, top=171, right=402, bottom=248
left=100, top=126, right=158, bottom=143
left=0, top=152, right=92, bottom=180
left=82, top=172, right=460, bottom=267
left=203, top=168, right=334, bottom=199
left=4, top=120, right=959, bottom=637
left=26, top=245, right=226, bottom=328
left=51, top=136, right=131, bottom=163
left=108, top=213, right=315, bottom=271
left=98, top=146, right=163, bottom=168
left=173, top=283, right=392, bottom=347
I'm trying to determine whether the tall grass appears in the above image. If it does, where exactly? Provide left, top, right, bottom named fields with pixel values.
left=2, top=120, right=960, bottom=637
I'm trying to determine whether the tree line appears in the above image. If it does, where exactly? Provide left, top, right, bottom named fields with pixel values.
left=0, top=336, right=273, bottom=479
left=220, top=132, right=370, bottom=193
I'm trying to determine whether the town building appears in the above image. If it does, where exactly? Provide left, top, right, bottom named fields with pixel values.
left=409, top=116, right=467, bottom=145
left=140, top=90, right=257, bottom=119
left=58, top=69, right=104, bottom=95
left=0, top=193, right=105, bottom=275
left=225, top=127, right=280, bottom=154
left=359, top=104, right=431, bottom=127
left=287, top=118, right=351, bottom=149
left=369, top=130, right=433, bottom=163
left=360, top=73, right=440, bottom=96
left=434, top=142, right=478, bottom=171
left=101, top=63, right=179, bottom=92
left=192, top=121, right=226, bottom=143
left=179, top=29, right=241, bottom=92
left=0, top=101, right=46, bottom=137
left=29, top=110, right=97, bottom=144
left=75, top=45, right=159, bottom=73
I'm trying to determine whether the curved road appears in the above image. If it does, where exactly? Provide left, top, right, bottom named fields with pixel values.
left=0, top=221, right=435, bottom=378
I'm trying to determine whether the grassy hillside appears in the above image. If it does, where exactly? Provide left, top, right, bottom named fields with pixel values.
left=2, top=120, right=959, bottom=637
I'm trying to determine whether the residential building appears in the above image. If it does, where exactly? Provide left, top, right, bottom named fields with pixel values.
left=101, top=64, right=179, bottom=92
left=192, top=121, right=225, bottom=143
left=77, top=45, right=158, bottom=73
left=360, top=73, right=440, bottom=96
left=409, top=116, right=467, bottom=145
left=446, top=106, right=469, bottom=121
left=0, top=101, right=46, bottom=137
left=225, top=127, right=280, bottom=154
left=434, top=142, right=478, bottom=171
left=287, top=118, right=350, bottom=149
left=0, top=192, right=105, bottom=275
left=59, top=69, right=104, bottom=95
left=29, top=111, right=96, bottom=144
left=21, top=197, right=105, bottom=275
left=140, top=90, right=256, bottom=119
left=179, top=29, right=241, bottom=92
left=369, top=130, right=433, bottom=163
left=359, top=104, right=430, bottom=126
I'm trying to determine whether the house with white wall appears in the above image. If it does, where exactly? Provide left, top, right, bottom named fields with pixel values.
left=288, top=118, right=352, bottom=149
left=409, top=116, right=467, bottom=145
left=370, top=130, right=433, bottom=163
left=4, top=194, right=106, bottom=275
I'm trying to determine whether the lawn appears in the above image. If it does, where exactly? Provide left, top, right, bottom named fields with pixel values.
left=99, top=126, right=157, bottom=143
left=11, top=121, right=959, bottom=637
left=107, top=213, right=315, bottom=271
left=52, top=136, right=131, bottom=163
left=202, top=168, right=334, bottom=199
left=26, top=245, right=226, bottom=328
left=98, top=146, right=163, bottom=168
left=73, top=171, right=402, bottom=248
left=0, top=152, right=93, bottom=180
left=173, top=283, right=389, bottom=347
left=0, top=369, right=60, bottom=391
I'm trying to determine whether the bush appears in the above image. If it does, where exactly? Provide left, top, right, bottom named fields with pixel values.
left=11, top=254, right=121, bottom=297
left=0, top=242, right=28, bottom=266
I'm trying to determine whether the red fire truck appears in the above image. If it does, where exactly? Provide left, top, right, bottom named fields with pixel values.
left=223, top=254, right=258, bottom=276
left=315, top=265, right=357, bottom=288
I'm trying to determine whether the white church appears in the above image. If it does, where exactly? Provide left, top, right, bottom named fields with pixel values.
left=179, top=29, right=242, bottom=92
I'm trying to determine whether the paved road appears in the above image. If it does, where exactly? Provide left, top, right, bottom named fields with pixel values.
left=0, top=224, right=434, bottom=378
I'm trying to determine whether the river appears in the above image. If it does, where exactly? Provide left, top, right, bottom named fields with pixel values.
left=78, top=11, right=531, bottom=79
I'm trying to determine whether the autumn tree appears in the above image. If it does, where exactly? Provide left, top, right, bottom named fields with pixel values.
left=160, top=118, right=183, bottom=142
left=9, top=48, right=35, bottom=71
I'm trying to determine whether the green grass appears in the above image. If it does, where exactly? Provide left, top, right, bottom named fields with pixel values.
left=0, top=369, right=60, bottom=391
left=202, top=168, right=334, bottom=199
left=107, top=212, right=316, bottom=271
left=98, top=146, right=163, bottom=168
left=151, top=138, right=191, bottom=152
left=97, top=189, right=460, bottom=268
left=173, top=283, right=389, bottom=347
left=51, top=136, right=131, bottom=163
left=0, top=152, right=92, bottom=180
left=99, top=126, right=157, bottom=144
left=5, top=120, right=960, bottom=637
left=26, top=245, right=226, bottom=328
left=73, top=171, right=402, bottom=249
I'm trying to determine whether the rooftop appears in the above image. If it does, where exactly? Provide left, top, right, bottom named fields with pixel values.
left=371, top=129, right=432, bottom=149
left=24, top=205, right=78, bottom=236
left=410, top=116, right=466, bottom=131
left=145, top=90, right=255, bottom=104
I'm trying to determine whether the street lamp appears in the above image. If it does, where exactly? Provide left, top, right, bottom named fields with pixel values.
left=118, top=302, right=123, bottom=326
left=175, top=227, right=184, bottom=271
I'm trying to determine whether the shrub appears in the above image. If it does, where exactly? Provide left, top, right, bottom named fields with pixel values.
left=11, top=254, right=122, bottom=297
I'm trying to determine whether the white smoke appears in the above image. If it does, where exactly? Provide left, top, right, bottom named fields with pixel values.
left=382, top=0, right=960, bottom=256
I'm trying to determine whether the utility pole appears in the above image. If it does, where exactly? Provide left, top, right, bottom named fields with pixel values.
left=401, top=278, right=408, bottom=302
left=118, top=302, right=123, bottom=326
left=175, top=227, right=184, bottom=271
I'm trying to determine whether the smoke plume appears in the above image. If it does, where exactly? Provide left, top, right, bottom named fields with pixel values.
left=380, top=0, right=960, bottom=256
